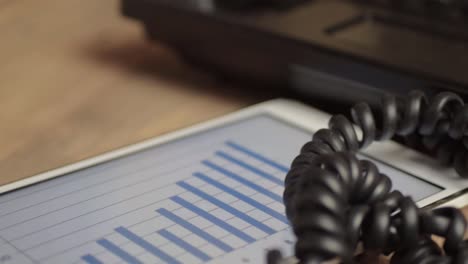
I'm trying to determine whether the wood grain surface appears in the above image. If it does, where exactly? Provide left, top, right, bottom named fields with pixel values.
left=0, top=0, right=268, bottom=185
left=0, top=1, right=466, bottom=262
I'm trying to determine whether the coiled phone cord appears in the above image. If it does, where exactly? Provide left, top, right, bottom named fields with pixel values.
left=270, top=91, right=468, bottom=264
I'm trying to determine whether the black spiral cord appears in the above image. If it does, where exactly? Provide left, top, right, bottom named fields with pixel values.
left=268, top=91, right=468, bottom=264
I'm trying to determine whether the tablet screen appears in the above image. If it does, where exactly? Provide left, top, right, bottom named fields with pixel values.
left=0, top=115, right=442, bottom=264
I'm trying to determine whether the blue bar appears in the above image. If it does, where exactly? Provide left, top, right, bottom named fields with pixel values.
left=194, top=173, right=288, bottom=224
left=216, top=151, right=284, bottom=186
left=158, top=229, right=212, bottom=262
left=115, top=227, right=181, bottom=264
left=81, top=254, right=104, bottom=264
left=171, top=196, right=255, bottom=243
left=225, top=141, right=289, bottom=172
left=202, top=160, right=283, bottom=203
left=177, top=182, right=276, bottom=235
left=97, top=239, right=143, bottom=264
left=157, top=208, right=233, bottom=252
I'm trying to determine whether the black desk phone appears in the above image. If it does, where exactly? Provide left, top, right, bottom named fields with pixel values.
left=124, top=1, right=468, bottom=263
left=122, top=0, right=468, bottom=107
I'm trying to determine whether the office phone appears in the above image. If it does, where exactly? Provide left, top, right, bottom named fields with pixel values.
left=122, top=0, right=468, bottom=107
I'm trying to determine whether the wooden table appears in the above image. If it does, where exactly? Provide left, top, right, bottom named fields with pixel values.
left=0, top=0, right=268, bottom=185
left=0, top=0, right=466, bottom=262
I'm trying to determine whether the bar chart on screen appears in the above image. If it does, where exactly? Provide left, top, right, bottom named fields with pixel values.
left=77, top=141, right=291, bottom=264
left=0, top=131, right=299, bottom=264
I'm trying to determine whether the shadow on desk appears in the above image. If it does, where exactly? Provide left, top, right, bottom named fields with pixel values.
left=81, top=37, right=278, bottom=102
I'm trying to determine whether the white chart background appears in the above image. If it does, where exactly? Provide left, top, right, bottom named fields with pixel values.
left=0, top=116, right=441, bottom=264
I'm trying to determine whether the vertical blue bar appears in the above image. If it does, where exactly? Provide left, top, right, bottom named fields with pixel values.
left=81, top=254, right=104, bottom=264
left=157, top=208, right=233, bottom=252
left=115, top=227, right=181, bottom=264
left=194, top=173, right=288, bottom=224
left=202, top=160, right=283, bottom=203
left=158, top=229, right=211, bottom=262
left=177, top=182, right=276, bottom=235
left=171, top=196, right=255, bottom=243
left=97, top=239, right=143, bottom=264
left=216, top=151, right=284, bottom=186
left=225, top=141, right=289, bottom=172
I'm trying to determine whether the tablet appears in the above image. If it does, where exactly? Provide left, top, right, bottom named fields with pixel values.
left=0, top=99, right=467, bottom=264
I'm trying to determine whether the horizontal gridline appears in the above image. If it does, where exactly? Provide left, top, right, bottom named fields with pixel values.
left=1, top=155, right=281, bottom=245
left=78, top=142, right=289, bottom=264
left=44, top=192, right=286, bottom=262
left=0, top=144, right=283, bottom=235
left=26, top=167, right=281, bottom=249
left=0, top=144, right=221, bottom=214
left=82, top=200, right=288, bottom=264
left=33, top=178, right=284, bottom=262
left=75, top=196, right=288, bottom=264
left=74, top=176, right=286, bottom=259
left=0, top=140, right=292, bottom=264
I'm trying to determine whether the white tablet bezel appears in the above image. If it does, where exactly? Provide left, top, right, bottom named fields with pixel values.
left=1, top=99, right=467, bottom=209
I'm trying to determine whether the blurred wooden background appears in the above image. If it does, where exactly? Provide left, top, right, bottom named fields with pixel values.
left=0, top=0, right=268, bottom=185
